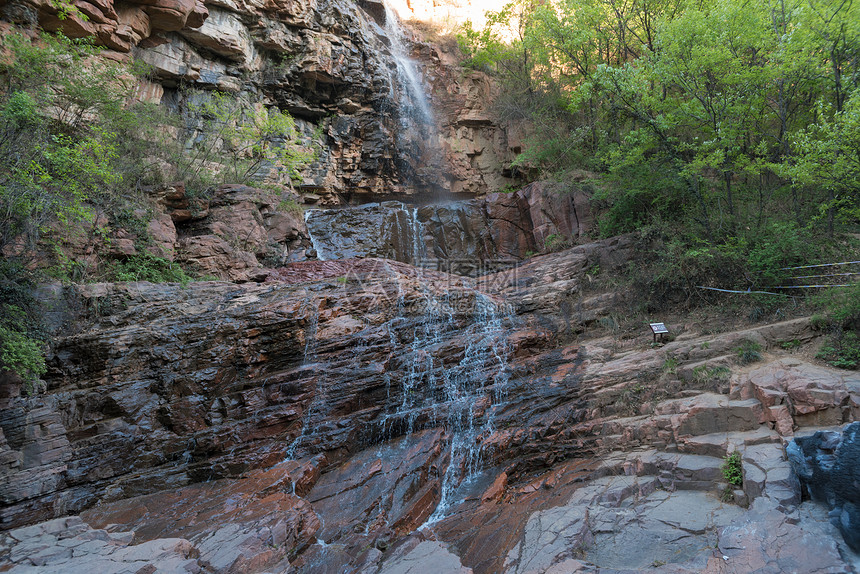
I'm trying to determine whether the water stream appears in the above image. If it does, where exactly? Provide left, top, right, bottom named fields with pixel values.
left=295, top=3, right=513, bottom=524
left=285, top=296, right=321, bottom=460
left=384, top=2, right=433, bottom=128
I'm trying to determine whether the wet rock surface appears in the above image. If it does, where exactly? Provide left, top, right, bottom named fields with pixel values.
left=788, top=422, right=860, bottom=552
left=303, top=182, right=594, bottom=275
left=2, top=240, right=859, bottom=573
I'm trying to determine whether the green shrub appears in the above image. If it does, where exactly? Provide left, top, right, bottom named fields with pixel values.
left=722, top=452, right=743, bottom=487
left=278, top=196, right=303, bottom=214
left=735, top=340, right=763, bottom=365
left=106, top=253, right=192, bottom=284
left=593, top=163, right=687, bottom=238
left=0, top=32, right=140, bottom=254
left=178, top=90, right=317, bottom=188
left=816, top=331, right=860, bottom=370
left=736, top=222, right=815, bottom=288
left=0, top=31, right=318, bottom=272
left=809, top=284, right=860, bottom=370
left=0, top=262, right=47, bottom=390
left=662, top=357, right=678, bottom=373
left=692, top=365, right=732, bottom=385
left=780, top=339, right=802, bottom=351
left=0, top=326, right=46, bottom=387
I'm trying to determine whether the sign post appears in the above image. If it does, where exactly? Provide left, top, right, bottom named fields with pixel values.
left=650, top=322, right=669, bottom=343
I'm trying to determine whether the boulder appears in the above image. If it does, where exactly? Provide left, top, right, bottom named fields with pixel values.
left=734, top=358, right=858, bottom=428
left=787, top=422, right=860, bottom=551
left=180, top=7, right=254, bottom=63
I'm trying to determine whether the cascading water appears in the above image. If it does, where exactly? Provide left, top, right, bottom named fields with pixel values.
left=294, top=1, right=513, bottom=526
left=370, top=276, right=514, bottom=522
left=285, top=296, right=321, bottom=460
left=304, top=210, right=329, bottom=262
left=426, top=293, right=512, bottom=523
left=381, top=1, right=447, bottom=194
left=304, top=202, right=428, bottom=266
left=384, top=3, right=433, bottom=129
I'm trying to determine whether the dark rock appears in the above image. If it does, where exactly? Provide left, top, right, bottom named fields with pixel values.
left=787, top=421, right=860, bottom=551
left=303, top=187, right=593, bottom=276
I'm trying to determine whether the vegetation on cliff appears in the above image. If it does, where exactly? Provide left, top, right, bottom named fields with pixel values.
left=0, top=30, right=312, bottom=382
left=460, top=0, right=859, bottom=240
left=460, top=0, right=859, bottom=328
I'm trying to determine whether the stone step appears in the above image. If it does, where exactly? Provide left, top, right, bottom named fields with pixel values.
left=594, top=450, right=726, bottom=491
left=740, top=443, right=800, bottom=508
left=676, top=427, right=781, bottom=458
left=653, top=392, right=764, bottom=437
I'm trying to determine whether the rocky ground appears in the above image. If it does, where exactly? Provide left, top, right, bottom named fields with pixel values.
left=1, top=236, right=859, bottom=573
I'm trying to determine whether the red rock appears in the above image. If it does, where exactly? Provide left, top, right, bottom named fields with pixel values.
left=481, top=471, right=507, bottom=504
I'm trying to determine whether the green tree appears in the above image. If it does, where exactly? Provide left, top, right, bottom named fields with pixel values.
left=785, top=90, right=860, bottom=228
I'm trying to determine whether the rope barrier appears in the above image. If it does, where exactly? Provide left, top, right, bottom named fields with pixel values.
left=780, top=260, right=860, bottom=270
left=766, top=284, right=855, bottom=289
left=696, top=286, right=794, bottom=296
left=789, top=272, right=860, bottom=279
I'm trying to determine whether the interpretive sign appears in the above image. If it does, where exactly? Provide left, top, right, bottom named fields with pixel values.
left=650, top=322, right=669, bottom=343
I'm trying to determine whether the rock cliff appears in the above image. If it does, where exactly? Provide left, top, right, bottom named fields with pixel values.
left=2, top=238, right=859, bottom=572
left=1, top=1, right=859, bottom=572
left=0, top=0, right=518, bottom=204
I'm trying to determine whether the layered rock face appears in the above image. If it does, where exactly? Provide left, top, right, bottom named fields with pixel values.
left=18, top=182, right=313, bottom=281
left=0, top=0, right=518, bottom=203
left=304, top=180, right=594, bottom=275
left=2, top=236, right=859, bottom=573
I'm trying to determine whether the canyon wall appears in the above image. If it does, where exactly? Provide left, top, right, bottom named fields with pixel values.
left=0, top=0, right=518, bottom=204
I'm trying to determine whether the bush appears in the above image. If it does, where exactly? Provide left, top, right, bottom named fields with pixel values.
left=810, top=284, right=860, bottom=370
left=177, top=90, right=318, bottom=191
left=630, top=233, right=747, bottom=311
left=735, top=340, right=763, bottom=365
left=0, top=262, right=47, bottom=390
left=106, top=253, right=192, bottom=284
left=722, top=452, right=743, bottom=487
left=725, top=222, right=817, bottom=288
left=593, top=163, right=688, bottom=237
left=0, top=31, right=317, bottom=273
left=817, top=331, right=860, bottom=370
left=0, top=32, right=139, bottom=254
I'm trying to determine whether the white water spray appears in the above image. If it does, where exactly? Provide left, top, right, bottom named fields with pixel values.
left=384, top=3, right=434, bottom=126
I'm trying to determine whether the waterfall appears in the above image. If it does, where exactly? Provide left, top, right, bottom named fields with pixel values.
left=285, top=296, right=322, bottom=460
left=382, top=2, right=446, bottom=194
left=410, top=207, right=426, bottom=265
left=384, top=3, right=433, bottom=127
left=304, top=209, right=329, bottom=261
left=303, top=202, right=427, bottom=266
left=370, top=279, right=514, bottom=523
left=426, top=293, right=512, bottom=523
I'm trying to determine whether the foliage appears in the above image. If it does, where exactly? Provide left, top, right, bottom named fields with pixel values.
left=105, top=253, right=192, bottom=285
left=815, top=283, right=860, bottom=330
left=543, top=233, right=570, bottom=252
left=816, top=332, right=860, bottom=369
left=278, top=196, right=303, bottom=214
left=0, top=32, right=131, bottom=253
left=735, top=340, right=763, bottom=365
left=177, top=91, right=318, bottom=195
left=461, top=0, right=860, bottom=254
left=0, top=31, right=318, bottom=276
left=810, top=283, right=860, bottom=369
left=780, top=339, right=801, bottom=351
left=692, top=364, right=731, bottom=386
left=0, top=262, right=46, bottom=390
left=662, top=356, right=678, bottom=373
left=722, top=451, right=743, bottom=487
